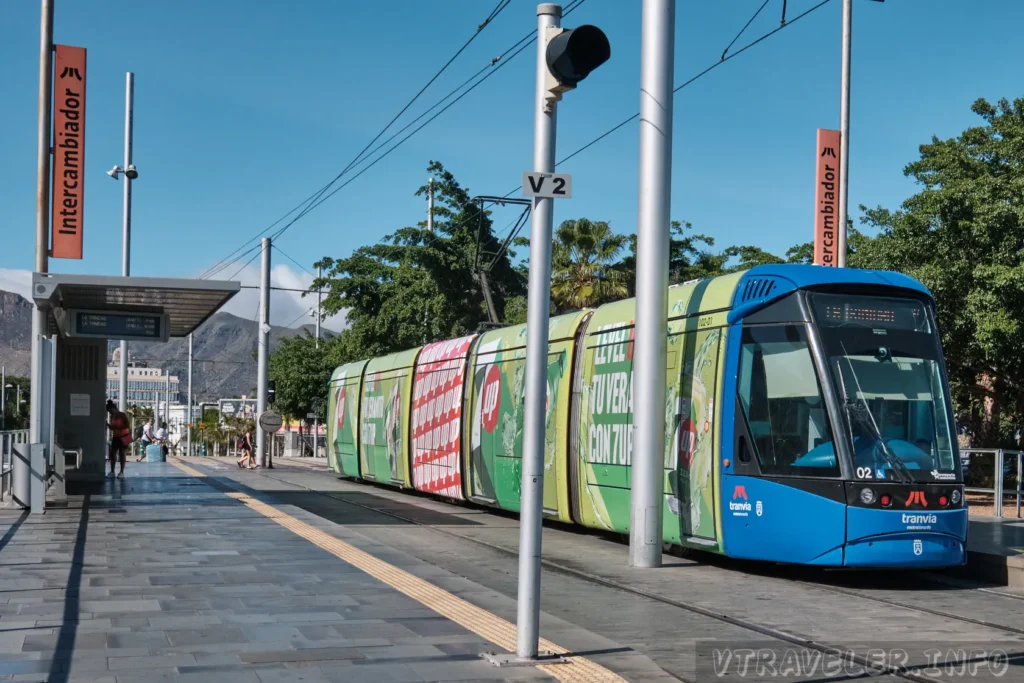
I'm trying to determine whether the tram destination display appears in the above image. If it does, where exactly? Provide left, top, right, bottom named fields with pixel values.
left=812, top=294, right=929, bottom=332
left=61, top=309, right=170, bottom=342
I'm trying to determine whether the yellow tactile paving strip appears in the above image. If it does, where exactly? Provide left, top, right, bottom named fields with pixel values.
left=169, top=458, right=627, bottom=682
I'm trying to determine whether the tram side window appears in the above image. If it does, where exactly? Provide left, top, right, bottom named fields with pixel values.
left=737, top=325, right=840, bottom=477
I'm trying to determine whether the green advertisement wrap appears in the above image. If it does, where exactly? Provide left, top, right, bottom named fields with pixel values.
left=465, top=312, right=589, bottom=522
left=360, top=348, right=420, bottom=487
left=575, top=274, right=740, bottom=549
left=327, top=360, right=367, bottom=478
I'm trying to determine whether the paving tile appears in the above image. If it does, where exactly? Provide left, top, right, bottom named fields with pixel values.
left=165, top=627, right=248, bottom=647
left=106, top=654, right=198, bottom=671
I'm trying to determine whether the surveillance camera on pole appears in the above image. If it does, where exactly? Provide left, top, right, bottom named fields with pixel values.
left=485, top=3, right=609, bottom=669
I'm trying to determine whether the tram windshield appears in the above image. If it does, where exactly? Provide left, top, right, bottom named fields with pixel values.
left=810, top=293, right=958, bottom=482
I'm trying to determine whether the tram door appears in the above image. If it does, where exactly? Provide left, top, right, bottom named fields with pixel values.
left=725, top=323, right=846, bottom=564
left=667, top=326, right=721, bottom=545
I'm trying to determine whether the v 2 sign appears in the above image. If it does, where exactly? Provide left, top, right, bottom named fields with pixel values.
left=522, top=172, right=572, bottom=199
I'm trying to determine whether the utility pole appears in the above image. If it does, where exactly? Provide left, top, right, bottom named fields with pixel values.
left=427, top=177, right=434, bottom=232
left=29, top=0, right=54, bottom=448
left=837, top=0, right=851, bottom=267
left=256, top=238, right=271, bottom=467
left=630, top=0, right=675, bottom=568
left=118, top=72, right=135, bottom=411
left=313, top=265, right=321, bottom=459
left=187, top=333, right=193, bottom=457
left=1, top=365, right=5, bottom=430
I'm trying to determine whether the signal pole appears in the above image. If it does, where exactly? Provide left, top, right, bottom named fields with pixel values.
left=256, top=238, right=271, bottom=467
left=29, top=0, right=54, bottom=448
left=313, top=265, right=321, bottom=459
left=837, top=0, right=852, bottom=267
left=513, top=4, right=562, bottom=662
left=630, top=0, right=675, bottom=568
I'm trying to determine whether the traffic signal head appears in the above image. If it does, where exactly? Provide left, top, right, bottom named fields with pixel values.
left=543, top=24, right=610, bottom=110
left=267, top=380, right=276, bottom=404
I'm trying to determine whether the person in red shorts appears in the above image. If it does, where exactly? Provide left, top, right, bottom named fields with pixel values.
left=106, top=400, right=131, bottom=479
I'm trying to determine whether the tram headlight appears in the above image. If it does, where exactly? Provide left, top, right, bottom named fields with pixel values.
left=951, top=489, right=962, bottom=505
left=860, top=487, right=876, bottom=505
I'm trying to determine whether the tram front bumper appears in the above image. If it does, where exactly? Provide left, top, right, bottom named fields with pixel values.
left=844, top=531, right=966, bottom=567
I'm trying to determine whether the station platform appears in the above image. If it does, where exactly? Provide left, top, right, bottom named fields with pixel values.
left=1, top=458, right=1023, bottom=682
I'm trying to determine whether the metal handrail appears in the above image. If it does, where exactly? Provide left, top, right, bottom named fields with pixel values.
left=961, top=447, right=1022, bottom=519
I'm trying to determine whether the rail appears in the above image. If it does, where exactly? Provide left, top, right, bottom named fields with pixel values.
left=0, top=430, right=29, bottom=501
left=961, top=448, right=1022, bottom=519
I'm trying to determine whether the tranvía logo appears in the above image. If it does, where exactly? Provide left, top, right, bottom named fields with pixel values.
left=905, top=490, right=928, bottom=507
left=930, top=469, right=957, bottom=481
left=732, top=486, right=747, bottom=500
left=902, top=513, right=937, bottom=525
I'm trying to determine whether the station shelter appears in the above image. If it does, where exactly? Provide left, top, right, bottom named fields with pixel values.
left=19, top=273, right=239, bottom=508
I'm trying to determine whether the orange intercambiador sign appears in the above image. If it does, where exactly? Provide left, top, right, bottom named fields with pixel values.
left=813, top=129, right=840, bottom=267
left=51, top=44, right=87, bottom=260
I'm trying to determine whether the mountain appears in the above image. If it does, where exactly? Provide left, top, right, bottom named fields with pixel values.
left=0, top=289, right=335, bottom=400
left=117, top=312, right=336, bottom=400
left=0, top=291, right=32, bottom=378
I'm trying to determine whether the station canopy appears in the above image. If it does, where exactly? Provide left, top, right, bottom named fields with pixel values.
left=32, top=273, right=241, bottom=340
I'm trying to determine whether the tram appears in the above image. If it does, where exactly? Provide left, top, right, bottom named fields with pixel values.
left=326, top=264, right=967, bottom=568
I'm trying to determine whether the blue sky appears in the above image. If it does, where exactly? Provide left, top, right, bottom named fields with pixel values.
left=1, top=1, right=1021, bottom=326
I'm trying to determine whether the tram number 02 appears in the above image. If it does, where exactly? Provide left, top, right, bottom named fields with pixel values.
left=856, top=467, right=873, bottom=479
left=697, top=315, right=714, bottom=329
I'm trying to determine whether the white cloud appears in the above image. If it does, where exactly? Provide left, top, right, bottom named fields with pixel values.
left=220, top=262, right=349, bottom=332
left=0, top=265, right=348, bottom=333
left=0, top=269, right=33, bottom=301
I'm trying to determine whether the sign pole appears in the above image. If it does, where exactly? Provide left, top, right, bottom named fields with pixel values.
left=187, top=333, right=193, bottom=457
left=256, top=237, right=271, bottom=468
left=630, top=0, right=674, bottom=569
left=29, top=0, right=54, bottom=449
left=118, top=72, right=134, bottom=412
left=837, top=0, right=852, bottom=267
left=515, top=3, right=561, bottom=661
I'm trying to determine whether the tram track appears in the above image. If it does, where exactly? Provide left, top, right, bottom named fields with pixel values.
left=242, top=466, right=1022, bottom=683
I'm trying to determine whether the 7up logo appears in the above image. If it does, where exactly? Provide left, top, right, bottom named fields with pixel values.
left=481, top=365, right=501, bottom=434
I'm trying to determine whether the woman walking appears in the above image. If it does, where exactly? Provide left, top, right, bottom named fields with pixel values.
left=237, top=426, right=257, bottom=469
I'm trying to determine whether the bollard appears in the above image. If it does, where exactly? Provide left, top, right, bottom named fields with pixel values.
left=12, top=442, right=30, bottom=509
left=29, top=444, right=45, bottom=515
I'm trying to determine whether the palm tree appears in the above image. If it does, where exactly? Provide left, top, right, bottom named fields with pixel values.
left=549, top=219, right=629, bottom=312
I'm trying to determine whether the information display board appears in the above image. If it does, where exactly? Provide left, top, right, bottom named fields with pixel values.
left=62, top=309, right=169, bottom=342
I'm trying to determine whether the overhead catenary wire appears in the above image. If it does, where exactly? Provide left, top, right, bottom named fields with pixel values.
left=204, top=0, right=517, bottom=279
left=272, top=244, right=315, bottom=277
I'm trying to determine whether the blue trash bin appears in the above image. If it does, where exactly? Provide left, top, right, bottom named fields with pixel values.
left=146, top=444, right=165, bottom=463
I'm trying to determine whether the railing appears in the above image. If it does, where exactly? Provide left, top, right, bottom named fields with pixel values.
left=0, top=430, right=29, bottom=500
left=961, top=448, right=1022, bottom=519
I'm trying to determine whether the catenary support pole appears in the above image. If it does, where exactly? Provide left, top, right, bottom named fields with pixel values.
left=256, top=238, right=271, bottom=467
left=515, top=3, right=560, bottom=661
left=630, top=0, right=675, bottom=569
left=29, top=0, right=54, bottom=447
left=1, top=365, right=5, bottom=430
left=187, top=333, right=193, bottom=457
left=118, top=72, right=135, bottom=412
left=837, top=0, right=851, bottom=267
left=313, top=265, right=321, bottom=458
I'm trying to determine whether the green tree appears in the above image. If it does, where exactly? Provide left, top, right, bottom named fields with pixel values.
left=314, top=162, right=526, bottom=358
left=522, top=218, right=629, bottom=312
left=268, top=334, right=334, bottom=428
left=853, top=98, right=1024, bottom=442
left=2, top=376, right=29, bottom=430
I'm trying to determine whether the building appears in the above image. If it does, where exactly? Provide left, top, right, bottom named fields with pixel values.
left=106, top=348, right=182, bottom=406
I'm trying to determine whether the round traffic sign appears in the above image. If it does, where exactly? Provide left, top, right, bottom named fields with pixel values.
left=258, top=410, right=283, bottom=433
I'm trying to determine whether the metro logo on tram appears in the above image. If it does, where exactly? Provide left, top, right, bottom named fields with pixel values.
left=732, top=486, right=747, bottom=500
left=905, top=491, right=928, bottom=507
